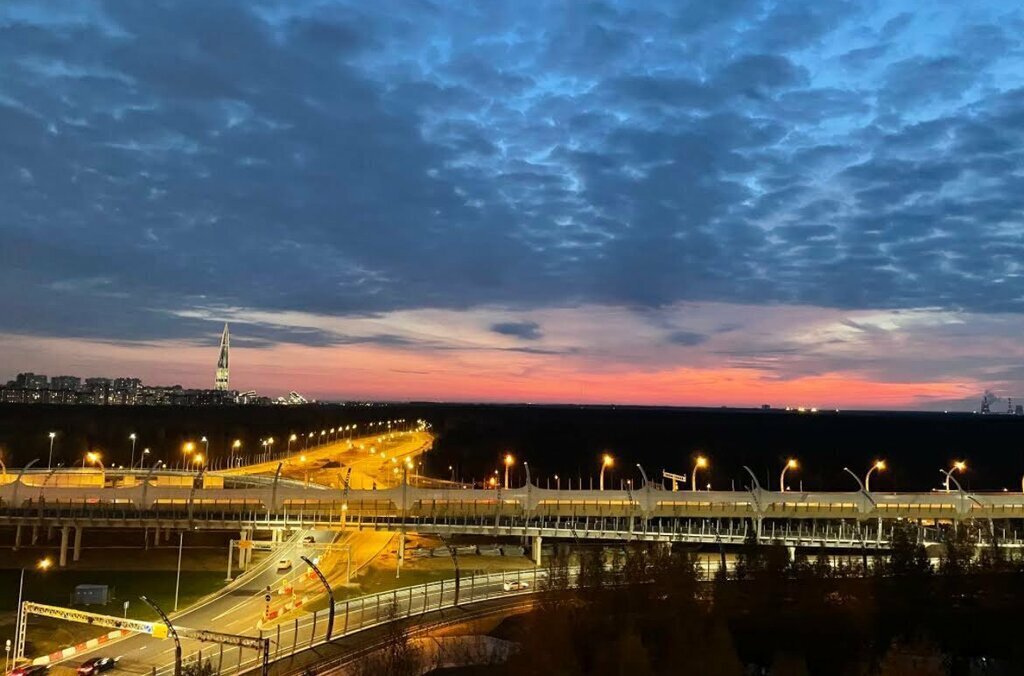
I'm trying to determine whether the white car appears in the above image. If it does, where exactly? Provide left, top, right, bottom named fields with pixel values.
left=276, top=559, right=293, bottom=571
left=502, top=580, right=530, bottom=592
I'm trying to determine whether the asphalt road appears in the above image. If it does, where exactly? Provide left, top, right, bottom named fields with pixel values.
left=24, top=432, right=435, bottom=676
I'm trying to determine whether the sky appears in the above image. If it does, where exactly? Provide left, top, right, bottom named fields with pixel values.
left=1, top=1, right=1023, bottom=409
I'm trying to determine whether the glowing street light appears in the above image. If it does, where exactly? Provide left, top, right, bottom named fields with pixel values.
left=14, top=557, right=52, bottom=663
left=780, top=458, right=798, bottom=492
left=943, top=460, right=966, bottom=493
left=504, top=453, right=515, bottom=489
left=47, top=432, right=57, bottom=470
left=86, top=451, right=104, bottom=471
left=288, top=433, right=297, bottom=454
left=599, top=453, right=614, bottom=491
left=692, top=456, right=708, bottom=492
left=865, top=460, right=886, bottom=492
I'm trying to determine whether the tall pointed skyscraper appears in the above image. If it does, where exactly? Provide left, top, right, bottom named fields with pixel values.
left=215, top=324, right=230, bottom=391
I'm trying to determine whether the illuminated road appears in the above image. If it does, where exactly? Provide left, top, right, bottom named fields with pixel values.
left=20, top=432, right=431, bottom=673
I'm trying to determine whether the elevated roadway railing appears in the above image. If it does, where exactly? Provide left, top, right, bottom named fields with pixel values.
left=3, top=476, right=1024, bottom=548
left=151, top=567, right=561, bottom=676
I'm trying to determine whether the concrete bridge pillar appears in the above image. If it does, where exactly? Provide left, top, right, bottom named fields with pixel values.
left=154, top=523, right=160, bottom=545
left=532, top=535, right=542, bottom=566
left=787, top=545, right=796, bottom=562
left=31, top=525, right=38, bottom=545
left=59, top=525, right=70, bottom=567
left=239, top=529, right=251, bottom=570
left=14, top=525, right=22, bottom=551
left=47, top=525, right=54, bottom=541
left=73, top=526, right=83, bottom=562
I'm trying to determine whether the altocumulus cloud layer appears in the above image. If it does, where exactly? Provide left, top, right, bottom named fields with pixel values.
left=1, top=0, right=1023, bottom=406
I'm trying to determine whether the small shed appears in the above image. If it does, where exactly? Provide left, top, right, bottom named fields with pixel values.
left=73, top=584, right=110, bottom=605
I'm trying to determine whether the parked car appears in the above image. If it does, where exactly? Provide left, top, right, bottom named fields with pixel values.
left=502, top=580, right=530, bottom=592
left=301, top=535, right=316, bottom=545
left=276, top=558, right=293, bottom=571
left=77, top=657, right=117, bottom=675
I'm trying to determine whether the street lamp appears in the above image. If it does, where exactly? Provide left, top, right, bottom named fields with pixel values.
left=129, top=433, right=137, bottom=470
left=865, top=460, right=886, bottom=492
left=288, top=434, right=297, bottom=454
left=780, top=458, right=798, bottom=492
left=554, top=474, right=560, bottom=490
left=86, top=451, right=104, bottom=471
left=141, top=596, right=181, bottom=676
left=14, top=557, right=51, bottom=664
left=692, top=456, right=708, bottom=492
left=599, top=453, right=614, bottom=491
left=182, top=442, right=195, bottom=470
left=503, top=453, right=515, bottom=489
left=140, top=448, right=151, bottom=469
left=200, top=436, right=209, bottom=459
left=943, top=460, right=966, bottom=493
left=47, top=432, right=57, bottom=470
left=300, top=556, right=335, bottom=639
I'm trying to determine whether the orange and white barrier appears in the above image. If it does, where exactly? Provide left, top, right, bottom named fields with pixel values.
left=31, top=629, right=130, bottom=665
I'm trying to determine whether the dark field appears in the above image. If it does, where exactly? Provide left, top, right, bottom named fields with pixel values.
left=1, top=403, right=1023, bottom=491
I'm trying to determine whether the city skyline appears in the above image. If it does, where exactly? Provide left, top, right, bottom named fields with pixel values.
left=2, top=1, right=1024, bottom=409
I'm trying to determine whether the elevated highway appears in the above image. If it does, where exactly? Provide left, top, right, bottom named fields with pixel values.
left=3, top=470, right=1024, bottom=552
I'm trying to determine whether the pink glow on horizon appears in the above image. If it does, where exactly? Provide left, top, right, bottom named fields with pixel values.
left=0, top=311, right=984, bottom=410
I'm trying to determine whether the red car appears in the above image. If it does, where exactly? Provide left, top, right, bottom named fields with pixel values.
left=10, top=666, right=49, bottom=676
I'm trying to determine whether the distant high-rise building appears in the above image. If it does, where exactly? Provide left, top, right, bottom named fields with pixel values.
left=215, top=324, right=230, bottom=391
left=50, top=375, right=82, bottom=391
left=15, top=373, right=48, bottom=389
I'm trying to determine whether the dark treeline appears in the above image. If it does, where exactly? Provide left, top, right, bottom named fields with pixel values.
left=2, top=403, right=1024, bottom=491
left=497, top=523, right=1024, bottom=675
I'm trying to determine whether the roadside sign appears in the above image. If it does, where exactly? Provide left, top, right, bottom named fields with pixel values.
left=238, top=540, right=254, bottom=550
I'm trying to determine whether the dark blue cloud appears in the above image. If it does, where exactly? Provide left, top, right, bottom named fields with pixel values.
left=491, top=321, right=543, bottom=341
left=0, top=0, right=1022, bottom=348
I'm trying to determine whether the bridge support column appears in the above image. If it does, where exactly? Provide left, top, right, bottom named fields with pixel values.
left=532, top=535, right=542, bottom=566
left=14, top=525, right=22, bottom=551
left=154, top=523, right=160, bottom=545
left=73, top=526, right=83, bottom=562
left=59, top=525, right=70, bottom=567
left=239, top=530, right=251, bottom=571
left=31, top=525, right=38, bottom=545
left=787, top=545, right=796, bottom=562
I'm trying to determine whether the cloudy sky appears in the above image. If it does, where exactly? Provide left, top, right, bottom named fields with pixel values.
left=2, top=1, right=1023, bottom=409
